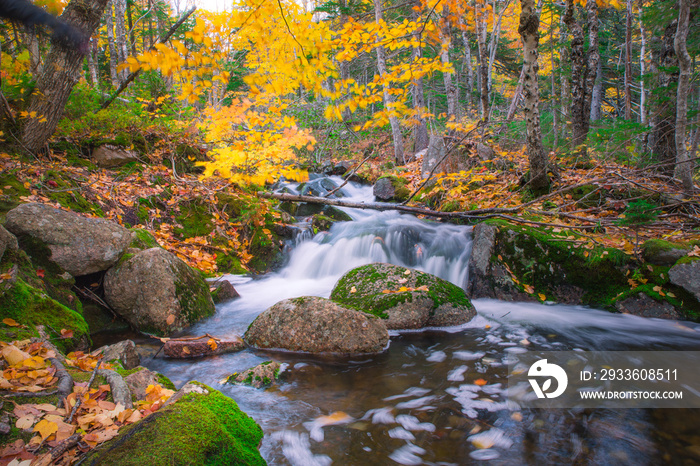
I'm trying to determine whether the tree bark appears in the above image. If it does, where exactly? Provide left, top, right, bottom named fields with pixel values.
left=127, top=0, right=136, bottom=56
left=475, top=0, right=489, bottom=122
left=21, top=0, right=110, bottom=155
left=439, top=3, right=457, bottom=123
left=373, top=0, right=405, bottom=164
left=519, top=0, right=549, bottom=190
left=639, top=0, right=647, bottom=125
left=459, top=20, right=474, bottom=114
left=674, top=0, right=694, bottom=191
left=87, top=37, right=99, bottom=87
left=106, top=0, right=118, bottom=88
left=624, top=0, right=633, bottom=120
left=590, top=55, right=603, bottom=121
left=114, top=0, right=129, bottom=83
left=411, top=0, right=429, bottom=152
left=651, top=20, right=678, bottom=174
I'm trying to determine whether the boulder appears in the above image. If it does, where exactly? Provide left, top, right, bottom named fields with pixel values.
left=615, top=293, right=681, bottom=320
left=669, top=258, right=700, bottom=302
left=476, top=143, right=495, bottom=161
left=209, top=279, right=240, bottom=303
left=373, top=176, right=410, bottom=202
left=163, top=337, right=244, bottom=359
left=229, top=361, right=283, bottom=388
left=82, top=382, right=266, bottom=466
left=421, top=135, right=446, bottom=179
left=642, top=239, right=690, bottom=266
left=97, top=339, right=140, bottom=369
left=300, top=177, right=344, bottom=198
left=245, top=296, right=389, bottom=354
left=92, top=144, right=140, bottom=169
left=104, top=248, right=215, bottom=336
left=323, top=160, right=354, bottom=176
left=125, top=368, right=160, bottom=400
left=330, top=263, right=476, bottom=330
left=0, top=225, right=18, bottom=263
left=4, top=203, right=132, bottom=276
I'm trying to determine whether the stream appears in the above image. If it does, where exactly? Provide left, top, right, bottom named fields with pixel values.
left=144, top=177, right=700, bottom=465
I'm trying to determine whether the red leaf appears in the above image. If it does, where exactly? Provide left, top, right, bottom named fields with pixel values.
left=36, top=269, right=45, bottom=278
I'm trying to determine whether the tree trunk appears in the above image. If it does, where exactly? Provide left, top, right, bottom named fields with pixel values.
left=339, top=0, right=352, bottom=122
left=583, top=0, right=599, bottom=135
left=106, top=0, right=118, bottom=88
left=651, top=20, right=678, bottom=174
left=560, top=16, right=570, bottom=141
left=519, top=0, right=549, bottom=191
left=21, top=0, right=111, bottom=154
left=639, top=0, right=647, bottom=125
left=624, top=0, right=633, bottom=120
left=475, top=0, right=489, bottom=122
left=373, top=0, right=405, bottom=164
left=440, top=3, right=457, bottom=122
left=411, top=1, right=429, bottom=152
left=460, top=20, right=474, bottom=114
left=88, top=37, right=99, bottom=87
left=127, top=0, right=136, bottom=55
left=114, top=0, right=128, bottom=83
left=674, top=0, right=694, bottom=191
left=26, top=30, right=42, bottom=76
left=590, top=55, right=603, bottom=121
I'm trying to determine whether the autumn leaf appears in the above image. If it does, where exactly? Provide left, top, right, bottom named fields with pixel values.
left=33, top=419, right=58, bottom=440
left=166, top=314, right=176, bottom=326
left=474, top=379, right=488, bottom=386
left=538, top=293, right=546, bottom=301
left=36, top=269, right=45, bottom=278
left=60, top=329, right=73, bottom=339
left=523, top=284, right=534, bottom=294
left=653, top=285, right=666, bottom=297
left=350, top=286, right=357, bottom=293
left=207, top=338, right=218, bottom=351
left=3, top=318, right=20, bottom=327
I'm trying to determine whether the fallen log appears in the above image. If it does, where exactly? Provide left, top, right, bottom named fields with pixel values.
left=163, top=337, right=245, bottom=359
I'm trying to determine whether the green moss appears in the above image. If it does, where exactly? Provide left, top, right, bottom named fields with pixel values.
left=569, top=184, right=605, bottom=208
left=674, top=255, right=699, bottom=266
left=0, top=278, right=89, bottom=352
left=0, top=172, right=29, bottom=216
left=377, top=175, right=410, bottom=202
left=42, top=170, right=104, bottom=217
left=173, top=264, right=215, bottom=331
left=130, top=228, right=160, bottom=249
left=175, top=201, right=215, bottom=238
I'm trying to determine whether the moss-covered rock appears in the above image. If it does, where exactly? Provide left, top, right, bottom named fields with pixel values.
left=0, top=277, right=89, bottom=352
left=104, top=248, right=215, bottom=336
left=82, top=382, right=265, bottom=466
left=642, top=239, right=690, bottom=266
left=330, top=263, right=475, bottom=330
left=373, top=176, right=410, bottom=202
left=468, top=220, right=700, bottom=320
left=129, top=228, right=160, bottom=250
left=228, top=361, right=283, bottom=389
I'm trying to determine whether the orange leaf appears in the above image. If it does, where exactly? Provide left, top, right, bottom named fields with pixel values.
left=207, top=338, right=218, bottom=351
left=2, top=318, right=19, bottom=327
left=36, top=269, right=45, bottom=278
left=60, top=329, right=73, bottom=339
left=33, top=419, right=58, bottom=440
left=166, top=314, right=176, bottom=325
left=474, top=379, right=488, bottom=386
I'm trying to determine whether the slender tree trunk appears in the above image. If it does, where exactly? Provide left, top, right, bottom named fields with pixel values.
left=550, top=15, right=558, bottom=148
left=373, top=0, right=405, bottom=164
left=88, top=37, right=99, bottom=87
left=674, top=0, right=694, bottom=191
left=460, top=20, right=474, bottom=114
left=590, top=56, right=603, bottom=121
left=26, top=30, right=42, bottom=76
left=21, top=0, right=111, bottom=154
left=115, top=0, right=128, bottom=83
left=519, top=0, right=549, bottom=191
left=106, top=1, right=118, bottom=88
left=339, top=0, right=352, bottom=122
left=412, top=1, right=429, bottom=152
left=127, top=0, right=136, bottom=56
left=583, top=0, right=599, bottom=130
left=651, top=20, right=678, bottom=174
left=475, top=0, right=489, bottom=122
left=639, top=1, right=647, bottom=125
left=560, top=16, right=570, bottom=141
left=440, top=4, right=457, bottom=122
left=487, top=0, right=508, bottom=96
left=624, top=0, right=633, bottom=120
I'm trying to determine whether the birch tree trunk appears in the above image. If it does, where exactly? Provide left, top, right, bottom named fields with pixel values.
left=459, top=20, right=474, bottom=114
left=560, top=16, right=570, bottom=141
left=115, top=0, right=128, bottom=83
left=88, top=37, right=99, bottom=87
left=519, top=0, right=549, bottom=190
left=639, top=2, right=646, bottom=125
left=475, top=0, right=490, bottom=122
left=373, top=0, right=405, bottom=164
left=673, top=0, right=694, bottom=191
left=439, top=4, right=457, bottom=122
left=412, top=1, right=429, bottom=152
left=590, top=57, right=602, bottom=121
left=21, top=0, right=111, bottom=154
left=106, top=0, right=119, bottom=88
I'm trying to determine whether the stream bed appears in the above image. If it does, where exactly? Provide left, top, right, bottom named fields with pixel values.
left=144, top=178, right=700, bottom=465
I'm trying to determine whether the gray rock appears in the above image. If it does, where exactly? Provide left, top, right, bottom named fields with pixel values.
left=230, top=361, right=282, bottom=388
left=97, top=339, right=140, bottom=369
left=245, top=296, right=389, bottom=354
left=104, top=248, right=215, bottom=336
left=4, top=203, right=132, bottom=276
left=615, top=293, right=681, bottom=320
left=373, top=176, right=409, bottom=202
left=125, top=368, right=159, bottom=400
left=92, top=144, right=140, bottom=169
left=210, top=279, right=240, bottom=303
left=669, top=259, right=700, bottom=302
left=476, top=143, right=495, bottom=161
left=330, top=263, right=476, bottom=330
left=421, top=135, right=446, bottom=179
left=301, top=178, right=343, bottom=198
left=0, top=225, right=18, bottom=263
left=467, top=223, right=498, bottom=298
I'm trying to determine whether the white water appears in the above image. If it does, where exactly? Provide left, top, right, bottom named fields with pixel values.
left=144, top=177, right=700, bottom=465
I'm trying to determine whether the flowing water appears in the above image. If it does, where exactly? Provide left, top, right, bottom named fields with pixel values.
left=144, top=177, right=700, bottom=465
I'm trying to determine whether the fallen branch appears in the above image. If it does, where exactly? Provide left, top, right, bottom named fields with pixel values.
left=49, top=357, right=74, bottom=410
left=97, top=369, right=133, bottom=409
left=324, top=151, right=374, bottom=198
left=68, top=360, right=101, bottom=423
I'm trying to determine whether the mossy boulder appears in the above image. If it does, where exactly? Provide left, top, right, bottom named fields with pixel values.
left=229, top=361, right=283, bottom=389
left=0, top=277, right=89, bottom=352
left=129, top=228, right=160, bottom=250
left=669, top=257, right=700, bottom=302
left=642, top=239, right=690, bottom=266
left=0, top=225, right=18, bottom=262
left=244, top=296, right=389, bottom=354
left=104, top=248, right=215, bottom=336
left=330, top=263, right=476, bottom=330
left=4, top=203, right=132, bottom=277
left=373, top=176, right=410, bottom=202
left=82, top=382, right=266, bottom=466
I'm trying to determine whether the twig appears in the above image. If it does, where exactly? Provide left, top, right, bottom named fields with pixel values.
left=0, top=389, right=58, bottom=397
left=324, top=151, right=374, bottom=198
left=67, top=360, right=101, bottom=423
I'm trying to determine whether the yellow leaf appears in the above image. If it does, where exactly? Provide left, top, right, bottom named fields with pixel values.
left=166, top=314, right=176, bottom=325
left=33, top=419, right=58, bottom=440
left=538, top=293, right=546, bottom=301
left=207, top=338, right=218, bottom=351
left=403, top=269, right=411, bottom=275
left=350, top=286, right=357, bottom=293
left=3, top=318, right=19, bottom=327
left=523, top=284, right=534, bottom=294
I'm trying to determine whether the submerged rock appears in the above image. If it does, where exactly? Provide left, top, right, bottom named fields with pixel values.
left=209, top=279, right=240, bottom=303
left=245, top=296, right=389, bottom=354
left=104, top=248, right=215, bottom=336
left=82, top=382, right=266, bottom=466
left=4, top=203, right=132, bottom=276
left=330, top=263, right=476, bottom=330
left=229, top=361, right=283, bottom=388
